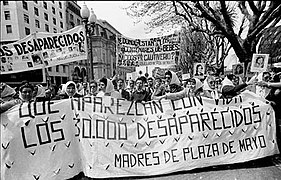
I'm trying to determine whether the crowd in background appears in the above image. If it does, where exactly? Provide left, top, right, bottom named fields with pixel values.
left=1, top=69, right=281, bottom=114
left=1, top=67, right=281, bottom=180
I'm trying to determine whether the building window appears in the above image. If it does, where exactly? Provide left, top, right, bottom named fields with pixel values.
left=59, top=12, right=63, bottom=18
left=53, top=17, right=56, bottom=25
left=70, top=14, right=73, bottom=20
left=59, top=2, right=62, bottom=9
left=56, top=65, right=59, bottom=72
left=60, top=21, right=63, bottom=28
left=63, top=65, right=66, bottom=73
left=52, top=7, right=55, bottom=14
left=53, top=28, right=57, bottom=33
left=4, top=11, right=11, bottom=20
left=45, top=24, right=49, bottom=32
left=24, top=14, right=29, bottom=24
left=70, top=22, right=75, bottom=28
left=6, top=25, right=12, bottom=34
left=22, top=0, right=28, bottom=10
left=43, top=1, right=47, bottom=9
left=25, top=27, right=30, bottom=35
left=34, top=7, right=39, bottom=16
left=35, top=19, right=40, bottom=28
left=44, top=13, right=48, bottom=21
left=48, top=67, right=52, bottom=71
left=3, top=1, right=9, bottom=5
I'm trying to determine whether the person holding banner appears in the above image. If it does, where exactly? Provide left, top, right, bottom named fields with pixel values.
left=19, top=83, right=35, bottom=102
left=97, top=77, right=122, bottom=98
left=151, top=77, right=166, bottom=99
left=59, top=81, right=83, bottom=99
left=202, top=75, right=219, bottom=99
left=125, top=79, right=135, bottom=99
left=154, top=77, right=203, bottom=101
left=221, top=73, right=257, bottom=98
left=164, top=70, right=183, bottom=93
left=89, top=80, right=98, bottom=96
left=116, top=78, right=130, bottom=100
left=130, top=77, right=150, bottom=103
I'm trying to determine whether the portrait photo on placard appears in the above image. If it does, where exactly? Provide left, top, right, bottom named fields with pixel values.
left=233, top=63, right=244, bottom=76
left=31, top=53, right=43, bottom=66
left=250, top=54, right=269, bottom=72
left=193, top=63, right=205, bottom=78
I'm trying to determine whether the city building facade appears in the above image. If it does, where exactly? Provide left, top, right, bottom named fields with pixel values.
left=1, top=0, right=134, bottom=87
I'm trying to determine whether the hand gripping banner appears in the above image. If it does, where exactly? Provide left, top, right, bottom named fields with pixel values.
left=1, top=91, right=279, bottom=179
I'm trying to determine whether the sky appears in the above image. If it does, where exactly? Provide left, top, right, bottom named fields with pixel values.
left=77, top=1, right=161, bottom=39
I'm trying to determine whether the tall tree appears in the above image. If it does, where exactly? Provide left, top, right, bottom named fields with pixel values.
left=125, top=1, right=281, bottom=68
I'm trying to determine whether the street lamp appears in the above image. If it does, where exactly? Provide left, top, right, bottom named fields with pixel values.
left=80, top=3, right=97, bottom=81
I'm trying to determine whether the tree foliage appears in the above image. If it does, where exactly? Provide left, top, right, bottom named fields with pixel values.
left=125, top=1, right=281, bottom=69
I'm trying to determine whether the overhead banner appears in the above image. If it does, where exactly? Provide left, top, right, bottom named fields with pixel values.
left=1, top=91, right=279, bottom=179
left=0, top=25, right=87, bottom=74
left=116, top=33, right=180, bottom=67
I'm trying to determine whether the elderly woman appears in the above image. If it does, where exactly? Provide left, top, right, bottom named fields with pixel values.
left=97, top=77, right=121, bottom=98
left=221, top=73, right=257, bottom=98
left=164, top=70, right=183, bottom=93
left=202, top=75, right=219, bottom=99
left=59, top=81, right=83, bottom=99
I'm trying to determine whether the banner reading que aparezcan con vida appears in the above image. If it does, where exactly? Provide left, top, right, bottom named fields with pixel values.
left=1, top=91, right=279, bottom=179
left=0, top=25, right=87, bottom=74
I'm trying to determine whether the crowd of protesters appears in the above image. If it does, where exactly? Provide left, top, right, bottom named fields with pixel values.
left=1, top=69, right=281, bottom=113
left=1, top=67, right=281, bottom=180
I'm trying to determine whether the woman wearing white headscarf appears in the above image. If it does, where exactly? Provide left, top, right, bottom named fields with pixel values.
left=221, top=74, right=257, bottom=98
left=59, top=81, right=83, bottom=99
left=97, top=77, right=122, bottom=98
left=164, top=70, right=183, bottom=93
left=202, top=75, right=219, bottom=99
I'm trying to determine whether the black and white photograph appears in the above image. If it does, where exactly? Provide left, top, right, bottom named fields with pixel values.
left=1, top=2, right=281, bottom=180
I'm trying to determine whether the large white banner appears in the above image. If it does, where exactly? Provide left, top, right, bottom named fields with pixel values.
left=116, top=33, right=180, bottom=67
left=0, top=25, right=87, bottom=74
left=1, top=91, right=279, bottom=179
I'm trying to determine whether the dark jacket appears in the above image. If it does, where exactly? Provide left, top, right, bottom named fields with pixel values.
left=130, top=89, right=150, bottom=103
left=221, top=83, right=248, bottom=98
left=119, top=89, right=130, bottom=101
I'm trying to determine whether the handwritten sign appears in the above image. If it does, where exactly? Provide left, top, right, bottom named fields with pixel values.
left=1, top=91, right=279, bottom=179
left=0, top=25, right=87, bottom=74
left=116, top=33, right=180, bottom=67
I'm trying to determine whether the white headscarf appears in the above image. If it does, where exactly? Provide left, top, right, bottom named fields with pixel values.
left=169, top=71, right=181, bottom=86
left=35, top=84, right=46, bottom=98
left=203, top=76, right=219, bottom=99
left=221, top=76, right=234, bottom=89
left=62, top=81, right=77, bottom=97
left=97, top=78, right=121, bottom=98
left=193, top=77, right=203, bottom=91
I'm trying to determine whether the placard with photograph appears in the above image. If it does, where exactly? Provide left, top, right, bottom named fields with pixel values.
left=250, top=54, right=269, bottom=72
left=193, top=63, right=205, bottom=78
left=232, top=63, right=244, bottom=76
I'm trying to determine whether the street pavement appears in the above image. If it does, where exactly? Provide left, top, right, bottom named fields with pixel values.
left=79, top=154, right=281, bottom=180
